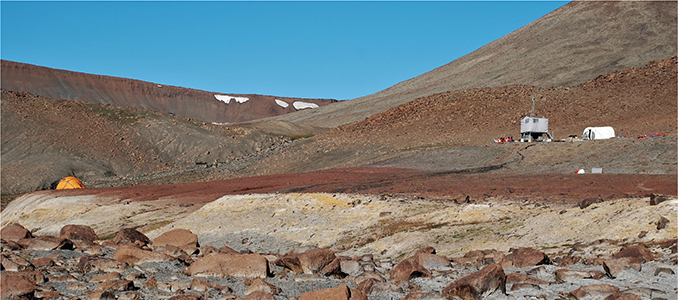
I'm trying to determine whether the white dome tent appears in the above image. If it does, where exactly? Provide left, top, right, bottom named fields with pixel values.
left=582, top=126, right=615, bottom=140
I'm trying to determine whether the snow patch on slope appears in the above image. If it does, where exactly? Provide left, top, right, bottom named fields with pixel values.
left=215, top=94, right=249, bottom=104
left=275, top=99, right=289, bottom=108
left=293, top=101, right=319, bottom=110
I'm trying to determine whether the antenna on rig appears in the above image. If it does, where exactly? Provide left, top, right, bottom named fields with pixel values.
left=530, top=97, right=535, bottom=117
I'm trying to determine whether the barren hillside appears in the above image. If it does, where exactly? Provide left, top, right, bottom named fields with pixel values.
left=0, top=90, right=287, bottom=194
left=267, top=1, right=677, bottom=128
left=233, top=58, right=677, bottom=178
left=1, top=60, right=336, bottom=124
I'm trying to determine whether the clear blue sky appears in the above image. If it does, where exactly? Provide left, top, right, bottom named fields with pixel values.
left=1, top=1, right=566, bottom=100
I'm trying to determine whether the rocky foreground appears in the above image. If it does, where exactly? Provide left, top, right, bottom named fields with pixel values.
left=2, top=215, right=676, bottom=300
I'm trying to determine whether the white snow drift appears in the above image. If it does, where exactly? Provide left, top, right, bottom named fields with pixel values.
left=275, top=99, right=289, bottom=108
left=214, top=94, right=249, bottom=104
left=293, top=101, right=319, bottom=110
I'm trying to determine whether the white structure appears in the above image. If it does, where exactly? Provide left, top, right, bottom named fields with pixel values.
left=582, top=126, right=615, bottom=140
left=520, top=116, right=552, bottom=142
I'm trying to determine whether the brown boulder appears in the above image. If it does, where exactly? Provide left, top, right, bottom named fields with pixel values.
left=417, top=253, right=452, bottom=271
left=30, top=257, right=55, bottom=269
left=350, top=288, right=368, bottom=300
left=46, top=274, right=78, bottom=282
left=95, top=279, right=135, bottom=291
left=60, top=224, right=99, bottom=242
left=649, top=193, right=670, bottom=205
left=321, top=257, right=342, bottom=276
left=656, top=216, right=670, bottom=230
left=79, top=256, right=130, bottom=273
left=113, top=228, right=151, bottom=246
left=1, top=223, right=33, bottom=242
left=152, top=228, right=199, bottom=250
left=568, top=284, right=619, bottom=299
left=441, top=263, right=506, bottom=300
left=219, top=245, right=240, bottom=254
left=603, top=257, right=642, bottom=278
left=340, top=259, right=362, bottom=276
left=510, top=283, right=541, bottom=291
left=357, top=278, right=378, bottom=295
left=506, top=273, right=551, bottom=286
left=114, top=245, right=173, bottom=265
left=604, top=293, right=642, bottom=300
left=415, top=246, right=436, bottom=255
left=0, top=272, right=37, bottom=300
left=298, top=248, right=337, bottom=275
left=190, top=277, right=214, bottom=292
left=504, top=247, right=550, bottom=268
left=613, top=245, right=654, bottom=262
left=274, top=255, right=303, bottom=274
left=1, top=253, right=34, bottom=272
left=555, top=269, right=593, bottom=283
left=87, top=290, right=117, bottom=300
left=245, top=278, right=281, bottom=296
left=299, top=285, right=351, bottom=300
left=90, top=272, right=122, bottom=283
left=163, top=244, right=188, bottom=256
left=390, top=256, right=432, bottom=285
left=167, top=294, right=202, bottom=300
left=17, top=236, right=74, bottom=250
left=275, top=248, right=336, bottom=275
left=118, top=292, right=144, bottom=300
left=244, top=291, right=275, bottom=300
left=189, top=253, right=269, bottom=278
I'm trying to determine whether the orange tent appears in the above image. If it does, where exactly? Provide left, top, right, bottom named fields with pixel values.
left=56, top=176, right=86, bottom=190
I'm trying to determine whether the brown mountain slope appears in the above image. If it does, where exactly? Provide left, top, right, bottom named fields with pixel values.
left=267, top=1, right=677, bottom=128
left=0, top=90, right=287, bottom=194
left=234, top=58, right=677, bottom=177
left=2, top=58, right=675, bottom=196
left=0, top=60, right=336, bottom=124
